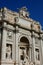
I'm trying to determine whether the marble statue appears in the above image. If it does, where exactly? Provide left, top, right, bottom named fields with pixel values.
left=6, top=45, right=12, bottom=59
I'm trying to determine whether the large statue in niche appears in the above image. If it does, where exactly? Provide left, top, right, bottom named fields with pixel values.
left=24, top=51, right=29, bottom=65
left=19, top=36, right=34, bottom=65
left=6, top=44, right=12, bottom=59
left=20, top=47, right=29, bottom=65
left=20, top=47, right=34, bottom=65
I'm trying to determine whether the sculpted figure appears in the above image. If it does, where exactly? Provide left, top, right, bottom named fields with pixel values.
left=21, top=50, right=29, bottom=65
left=29, top=62, right=34, bottom=65
left=24, top=52, right=29, bottom=65
left=6, top=45, right=12, bottom=59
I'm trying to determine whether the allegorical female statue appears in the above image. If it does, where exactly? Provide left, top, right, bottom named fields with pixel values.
left=6, top=45, right=12, bottom=59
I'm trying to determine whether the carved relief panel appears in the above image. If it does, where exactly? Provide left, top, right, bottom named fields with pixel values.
left=7, top=30, right=13, bottom=41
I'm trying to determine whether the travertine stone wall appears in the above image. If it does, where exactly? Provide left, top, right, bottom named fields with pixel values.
left=0, top=7, right=43, bottom=65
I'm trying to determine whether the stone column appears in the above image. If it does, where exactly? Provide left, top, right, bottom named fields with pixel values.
left=15, top=32, right=19, bottom=65
left=15, top=26, right=20, bottom=65
left=1, top=22, right=7, bottom=60
left=42, top=39, right=43, bottom=65
left=39, top=36, right=43, bottom=65
left=31, top=32, right=35, bottom=63
left=12, top=32, right=16, bottom=64
left=29, top=44, right=32, bottom=62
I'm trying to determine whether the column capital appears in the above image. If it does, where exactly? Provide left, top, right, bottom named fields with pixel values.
left=15, top=26, right=19, bottom=33
left=38, top=35, right=42, bottom=40
left=31, top=32, right=35, bottom=38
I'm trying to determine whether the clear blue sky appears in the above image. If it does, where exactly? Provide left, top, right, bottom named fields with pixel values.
left=0, top=0, right=43, bottom=27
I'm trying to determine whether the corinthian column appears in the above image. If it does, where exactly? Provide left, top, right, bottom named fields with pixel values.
left=31, top=32, right=35, bottom=63
left=1, top=22, right=7, bottom=60
left=39, top=35, right=43, bottom=65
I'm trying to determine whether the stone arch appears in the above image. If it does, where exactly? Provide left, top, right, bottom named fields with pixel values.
left=20, top=36, right=30, bottom=56
left=18, top=34, right=30, bottom=58
left=20, top=36, right=29, bottom=43
left=18, top=35, right=32, bottom=65
left=18, top=34, right=30, bottom=45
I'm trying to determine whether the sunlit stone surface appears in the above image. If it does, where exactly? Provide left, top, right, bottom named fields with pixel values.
left=0, top=7, right=43, bottom=65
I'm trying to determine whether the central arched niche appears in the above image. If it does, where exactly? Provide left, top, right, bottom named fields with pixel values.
left=19, top=36, right=30, bottom=63
left=20, top=36, right=29, bottom=43
left=20, top=36, right=29, bottom=48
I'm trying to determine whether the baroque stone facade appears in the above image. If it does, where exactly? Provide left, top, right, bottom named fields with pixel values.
left=0, top=7, right=43, bottom=65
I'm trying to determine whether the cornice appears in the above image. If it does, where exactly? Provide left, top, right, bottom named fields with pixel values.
left=0, top=7, right=42, bottom=33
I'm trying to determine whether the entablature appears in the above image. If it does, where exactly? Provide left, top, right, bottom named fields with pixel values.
left=0, top=7, right=42, bottom=33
